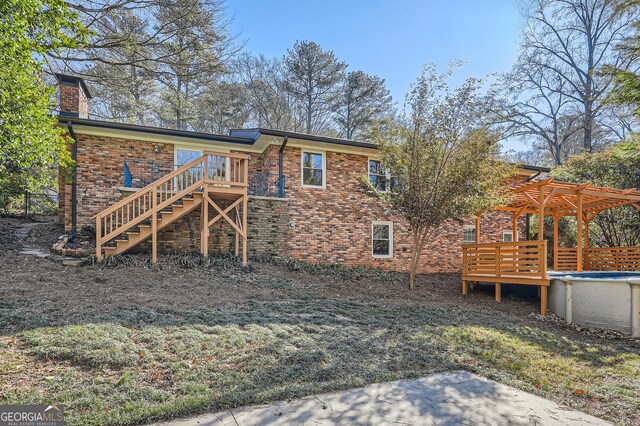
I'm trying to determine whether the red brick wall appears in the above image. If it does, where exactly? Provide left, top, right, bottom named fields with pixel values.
left=60, top=130, right=533, bottom=273
left=59, top=134, right=174, bottom=231
left=281, top=146, right=526, bottom=273
left=59, top=83, right=89, bottom=118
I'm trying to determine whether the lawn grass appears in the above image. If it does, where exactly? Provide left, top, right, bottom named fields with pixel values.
left=1, top=258, right=639, bottom=425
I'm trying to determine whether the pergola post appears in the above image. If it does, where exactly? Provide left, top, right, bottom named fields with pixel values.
left=538, top=187, right=545, bottom=241
left=584, top=213, right=590, bottom=270
left=577, top=191, right=583, bottom=272
left=512, top=212, right=519, bottom=241
left=475, top=213, right=481, bottom=243
left=553, top=213, right=559, bottom=271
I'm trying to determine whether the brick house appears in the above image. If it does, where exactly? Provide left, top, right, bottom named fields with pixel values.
left=56, top=74, right=548, bottom=273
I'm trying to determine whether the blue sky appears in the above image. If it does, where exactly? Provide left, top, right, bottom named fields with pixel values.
left=225, top=0, right=526, bottom=151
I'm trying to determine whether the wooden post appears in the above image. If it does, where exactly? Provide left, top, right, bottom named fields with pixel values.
left=203, top=157, right=210, bottom=257
left=201, top=195, right=209, bottom=257
left=553, top=213, right=559, bottom=271
left=540, top=285, right=548, bottom=315
left=512, top=213, right=519, bottom=242
left=577, top=191, right=583, bottom=272
left=538, top=187, right=545, bottom=241
left=495, top=283, right=501, bottom=302
left=96, top=217, right=102, bottom=261
left=234, top=206, right=239, bottom=257
left=584, top=214, right=590, bottom=270
left=151, top=187, right=157, bottom=264
left=242, top=159, right=248, bottom=266
left=475, top=213, right=481, bottom=243
left=462, top=280, right=468, bottom=296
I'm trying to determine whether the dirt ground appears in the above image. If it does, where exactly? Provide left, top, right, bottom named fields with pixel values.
left=0, top=216, right=636, bottom=354
left=1, top=217, right=638, bottom=425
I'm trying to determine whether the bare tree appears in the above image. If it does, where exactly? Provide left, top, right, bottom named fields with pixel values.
left=283, top=41, right=347, bottom=134
left=335, top=71, right=393, bottom=139
left=51, top=0, right=240, bottom=130
left=153, top=0, right=236, bottom=130
left=192, top=80, right=251, bottom=134
left=236, top=53, right=302, bottom=131
left=502, top=0, right=637, bottom=161
left=82, top=9, right=159, bottom=124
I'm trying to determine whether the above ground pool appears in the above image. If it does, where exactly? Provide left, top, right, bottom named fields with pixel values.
left=548, top=271, right=640, bottom=337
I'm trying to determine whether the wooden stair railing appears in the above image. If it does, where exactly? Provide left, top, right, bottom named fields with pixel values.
left=94, top=151, right=249, bottom=261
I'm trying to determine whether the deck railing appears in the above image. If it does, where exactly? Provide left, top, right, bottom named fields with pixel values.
left=585, top=247, right=640, bottom=271
left=553, top=246, right=640, bottom=271
left=462, top=240, right=548, bottom=282
left=95, top=151, right=249, bottom=257
left=123, top=159, right=286, bottom=198
left=555, top=247, right=578, bottom=271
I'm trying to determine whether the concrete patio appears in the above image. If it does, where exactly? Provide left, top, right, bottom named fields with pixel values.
left=156, top=370, right=609, bottom=426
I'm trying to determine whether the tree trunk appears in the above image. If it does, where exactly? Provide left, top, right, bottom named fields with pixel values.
left=583, top=82, right=593, bottom=153
left=409, top=228, right=421, bottom=290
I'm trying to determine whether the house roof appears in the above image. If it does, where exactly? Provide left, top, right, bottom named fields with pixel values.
left=58, top=116, right=551, bottom=173
left=59, top=117, right=255, bottom=145
left=229, top=128, right=378, bottom=149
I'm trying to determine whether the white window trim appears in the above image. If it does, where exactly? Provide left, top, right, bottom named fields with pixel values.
left=503, top=230, right=514, bottom=242
left=368, top=158, right=391, bottom=192
left=372, top=220, right=393, bottom=259
left=463, top=225, right=476, bottom=244
left=301, top=149, right=326, bottom=189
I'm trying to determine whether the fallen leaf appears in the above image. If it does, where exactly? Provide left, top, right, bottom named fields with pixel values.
left=138, top=353, right=145, bottom=358
left=575, top=389, right=585, bottom=395
left=466, top=360, right=477, bottom=365
left=534, top=383, right=541, bottom=389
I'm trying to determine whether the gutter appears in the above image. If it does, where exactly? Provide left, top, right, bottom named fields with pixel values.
left=278, top=136, right=288, bottom=178
left=67, top=121, right=78, bottom=234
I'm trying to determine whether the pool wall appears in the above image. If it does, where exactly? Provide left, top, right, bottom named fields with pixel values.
left=549, top=274, right=640, bottom=337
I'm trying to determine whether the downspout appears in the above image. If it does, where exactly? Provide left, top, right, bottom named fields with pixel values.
left=67, top=121, right=78, bottom=235
left=278, top=136, right=288, bottom=197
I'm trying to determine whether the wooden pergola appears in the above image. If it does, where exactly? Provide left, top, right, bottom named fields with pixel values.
left=495, top=178, right=640, bottom=272
left=462, top=178, right=640, bottom=315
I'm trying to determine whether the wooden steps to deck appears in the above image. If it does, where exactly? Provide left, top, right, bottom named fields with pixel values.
left=94, top=151, right=250, bottom=265
left=103, top=192, right=204, bottom=257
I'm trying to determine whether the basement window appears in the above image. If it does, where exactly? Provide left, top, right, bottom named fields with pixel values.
left=372, top=221, right=393, bottom=258
left=301, top=150, right=326, bottom=188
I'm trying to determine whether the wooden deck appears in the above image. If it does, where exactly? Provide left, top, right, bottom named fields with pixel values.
left=462, top=240, right=549, bottom=314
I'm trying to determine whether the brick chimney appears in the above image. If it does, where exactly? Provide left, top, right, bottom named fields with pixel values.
left=55, top=73, right=91, bottom=118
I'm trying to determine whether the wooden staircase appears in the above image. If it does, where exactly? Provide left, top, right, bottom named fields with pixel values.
left=94, top=151, right=250, bottom=264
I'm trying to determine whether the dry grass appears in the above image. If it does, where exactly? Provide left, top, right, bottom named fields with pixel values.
left=0, top=248, right=638, bottom=425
